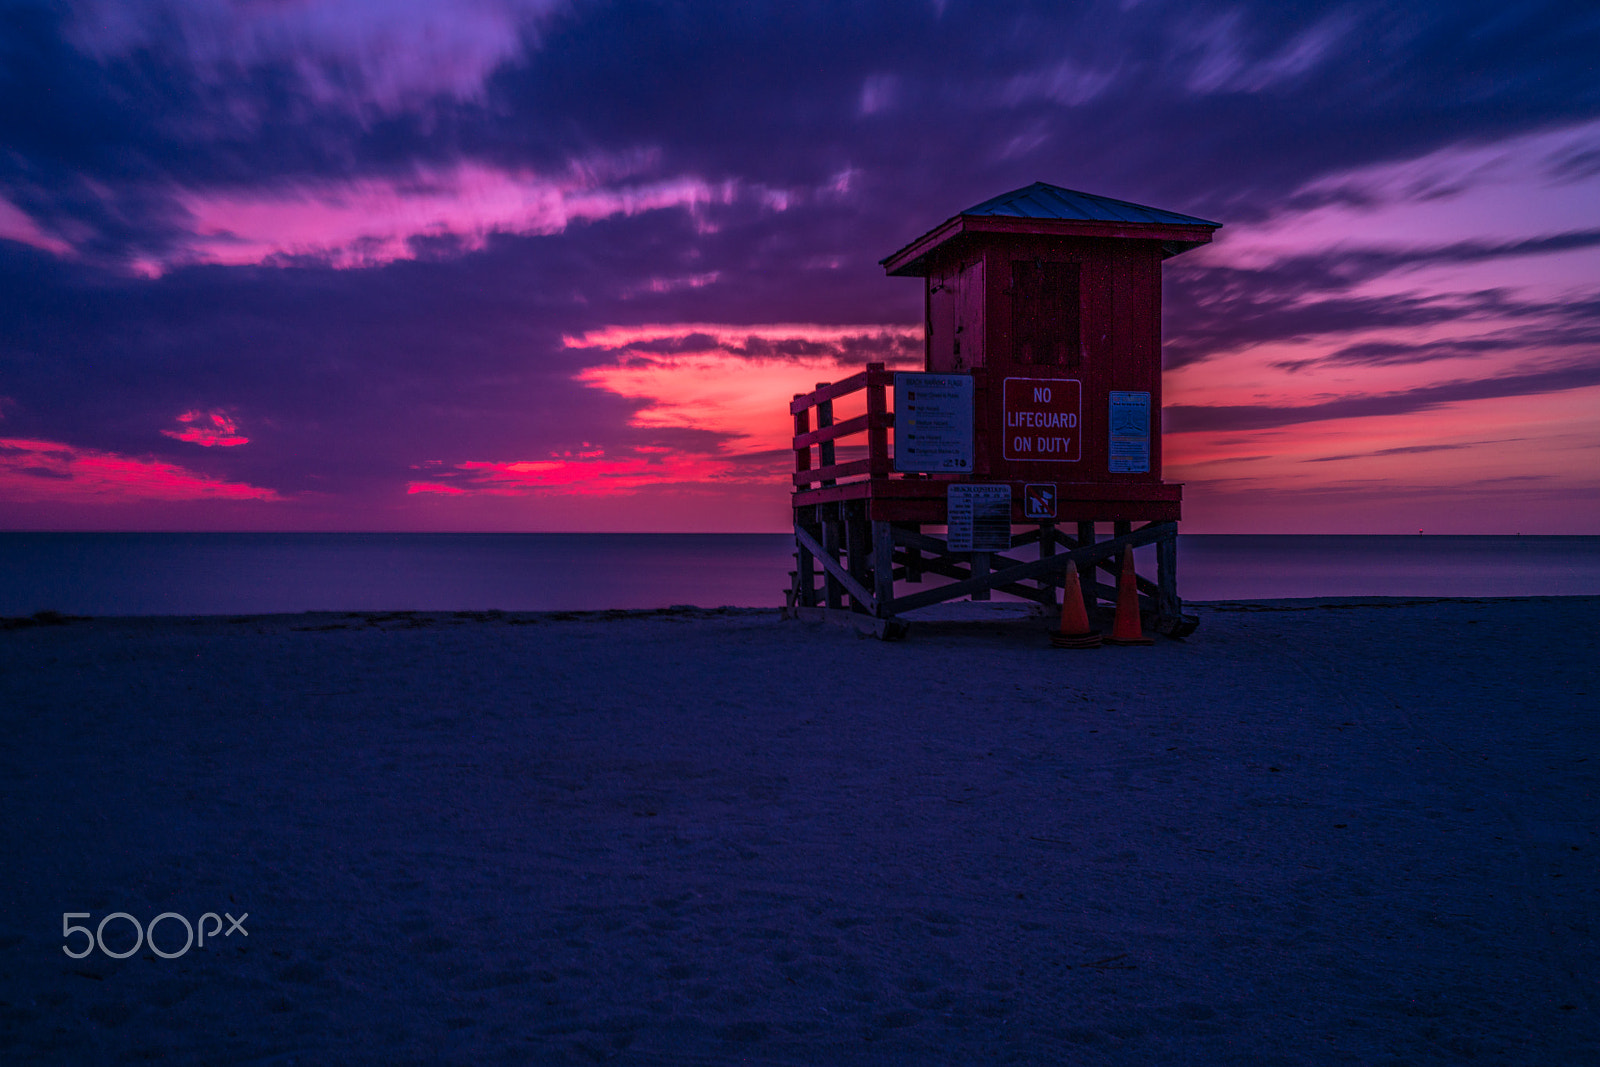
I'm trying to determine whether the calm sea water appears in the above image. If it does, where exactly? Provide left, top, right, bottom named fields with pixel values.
left=2, top=532, right=1597, bottom=616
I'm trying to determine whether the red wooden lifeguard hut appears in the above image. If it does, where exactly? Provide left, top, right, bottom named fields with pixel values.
left=785, top=182, right=1220, bottom=638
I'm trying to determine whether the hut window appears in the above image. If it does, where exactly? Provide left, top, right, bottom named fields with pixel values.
left=1010, top=260, right=1081, bottom=367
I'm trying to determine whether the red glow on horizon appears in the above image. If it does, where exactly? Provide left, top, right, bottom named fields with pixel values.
left=408, top=449, right=743, bottom=498
left=0, top=437, right=279, bottom=503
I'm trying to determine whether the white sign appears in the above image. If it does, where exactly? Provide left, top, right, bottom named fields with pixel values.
left=947, top=484, right=1012, bottom=553
left=1002, top=377, right=1082, bottom=462
left=1108, top=391, right=1151, bottom=473
left=894, top=373, right=973, bottom=473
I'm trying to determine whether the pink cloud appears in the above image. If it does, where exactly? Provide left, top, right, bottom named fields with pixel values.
left=161, top=409, right=249, bottom=447
left=172, top=163, right=736, bottom=270
left=0, top=437, right=279, bottom=503
left=0, top=197, right=75, bottom=256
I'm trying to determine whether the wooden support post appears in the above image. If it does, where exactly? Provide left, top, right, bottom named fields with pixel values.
left=1157, top=526, right=1179, bottom=619
left=972, top=552, right=991, bottom=600
left=791, top=396, right=813, bottom=608
left=1039, top=523, right=1057, bottom=606
left=872, top=520, right=894, bottom=617
left=846, top=504, right=872, bottom=609
left=1076, top=521, right=1096, bottom=604
left=816, top=387, right=836, bottom=487
left=797, top=545, right=817, bottom=606
left=796, top=510, right=818, bottom=608
left=792, top=395, right=810, bottom=478
left=866, top=363, right=890, bottom=477
left=904, top=523, right=923, bottom=582
left=822, top=506, right=843, bottom=609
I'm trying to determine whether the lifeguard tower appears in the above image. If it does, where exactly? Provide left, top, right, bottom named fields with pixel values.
left=785, top=182, right=1220, bottom=638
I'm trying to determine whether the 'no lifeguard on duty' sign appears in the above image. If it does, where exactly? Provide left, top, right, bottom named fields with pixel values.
left=1002, top=377, right=1081, bottom=462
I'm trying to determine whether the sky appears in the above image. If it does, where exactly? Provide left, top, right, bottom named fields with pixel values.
left=1, top=0, right=1597, bottom=534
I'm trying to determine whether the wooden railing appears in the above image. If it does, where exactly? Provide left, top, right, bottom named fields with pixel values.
left=790, top=362, right=894, bottom=489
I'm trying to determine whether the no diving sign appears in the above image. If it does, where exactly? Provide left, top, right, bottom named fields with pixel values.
left=1003, top=378, right=1081, bottom=462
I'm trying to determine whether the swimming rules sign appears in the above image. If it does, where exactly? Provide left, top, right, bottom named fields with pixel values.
left=893, top=373, right=974, bottom=473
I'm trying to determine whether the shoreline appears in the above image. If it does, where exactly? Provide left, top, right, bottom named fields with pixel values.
left=3, top=590, right=1596, bottom=625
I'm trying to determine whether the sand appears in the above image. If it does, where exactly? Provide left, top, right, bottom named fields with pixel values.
left=1, top=597, right=1596, bottom=1065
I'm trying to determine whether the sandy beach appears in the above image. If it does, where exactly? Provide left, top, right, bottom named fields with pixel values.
left=1, top=597, right=1596, bottom=1065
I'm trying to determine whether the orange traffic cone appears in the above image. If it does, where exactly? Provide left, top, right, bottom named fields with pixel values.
left=1050, top=564, right=1101, bottom=648
left=1103, top=551, right=1154, bottom=646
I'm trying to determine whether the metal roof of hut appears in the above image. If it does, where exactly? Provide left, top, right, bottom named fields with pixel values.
left=881, top=181, right=1222, bottom=276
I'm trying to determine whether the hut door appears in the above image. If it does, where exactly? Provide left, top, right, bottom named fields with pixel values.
left=955, top=259, right=985, bottom=368
left=1010, top=260, right=1081, bottom=368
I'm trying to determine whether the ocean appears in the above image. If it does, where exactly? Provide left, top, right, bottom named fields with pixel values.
left=2, top=532, right=1597, bottom=616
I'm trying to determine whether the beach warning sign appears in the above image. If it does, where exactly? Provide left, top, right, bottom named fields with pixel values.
left=1022, top=483, right=1057, bottom=520
left=1002, top=377, right=1081, bottom=462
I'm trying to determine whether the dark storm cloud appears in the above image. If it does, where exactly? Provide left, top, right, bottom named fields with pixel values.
left=1165, top=358, right=1600, bottom=434
left=1271, top=307, right=1600, bottom=370
left=1163, top=236, right=1600, bottom=369
left=1188, top=230, right=1600, bottom=301
left=1277, top=339, right=1514, bottom=372
left=0, top=3, right=381, bottom=260
left=585, top=329, right=920, bottom=365
left=1169, top=286, right=1600, bottom=372
left=1304, top=442, right=1474, bottom=462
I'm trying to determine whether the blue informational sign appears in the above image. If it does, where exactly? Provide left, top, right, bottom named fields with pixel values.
left=1108, top=391, right=1151, bottom=474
